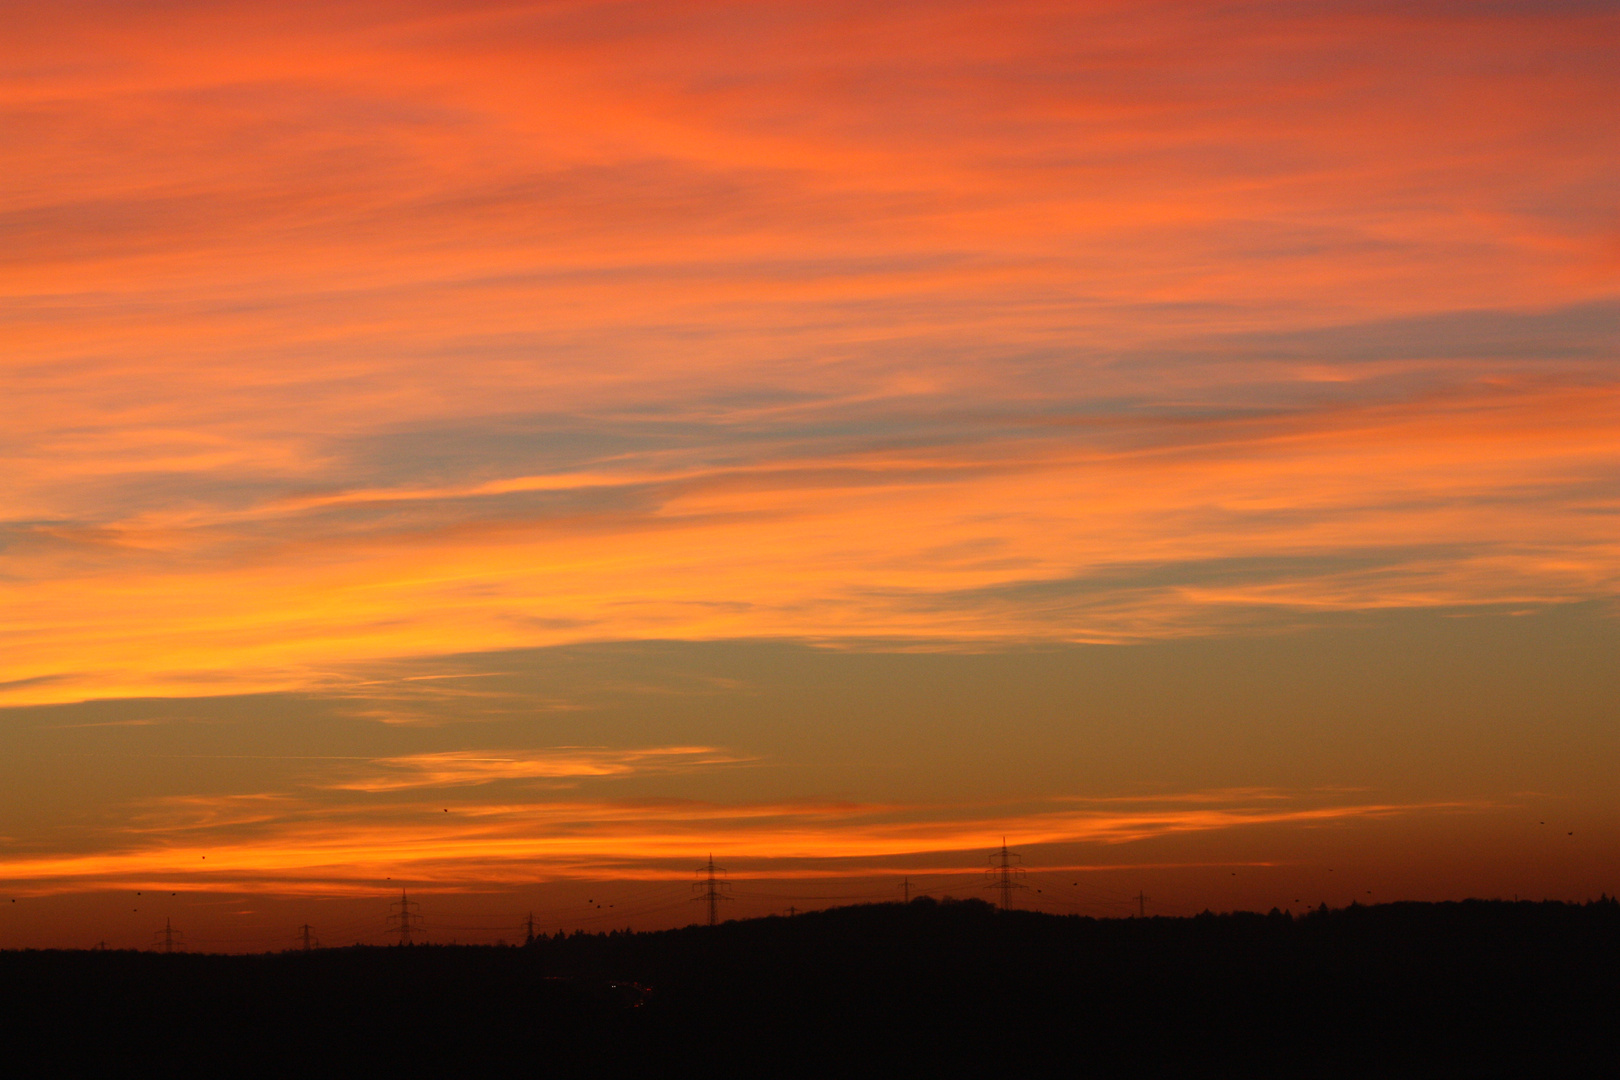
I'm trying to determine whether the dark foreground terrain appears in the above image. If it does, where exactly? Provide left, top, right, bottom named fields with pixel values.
left=4, top=898, right=1618, bottom=1078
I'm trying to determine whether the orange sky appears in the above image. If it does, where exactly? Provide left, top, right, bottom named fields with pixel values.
left=1, top=0, right=1616, bottom=948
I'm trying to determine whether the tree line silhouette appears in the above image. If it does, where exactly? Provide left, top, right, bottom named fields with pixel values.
left=3, top=896, right=1617, bottom=1077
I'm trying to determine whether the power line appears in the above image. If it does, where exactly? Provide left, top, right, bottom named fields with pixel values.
left=693, top=854, right=732, bottom=926
left=985, top=838, right=1028, bottom=910
left=387, top=889, right=423, bottom=945
left=1016, top=870, right=1139, bottom=916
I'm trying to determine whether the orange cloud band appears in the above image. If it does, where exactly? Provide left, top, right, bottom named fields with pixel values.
left=1, top=0, right=1615, bottom=705
left=0, top=790, right=1482, bottom=896
left=3, top=378, right=1615, bottom=704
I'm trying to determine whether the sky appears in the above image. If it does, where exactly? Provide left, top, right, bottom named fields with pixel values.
left=1, top=0, right=1617, bottom=950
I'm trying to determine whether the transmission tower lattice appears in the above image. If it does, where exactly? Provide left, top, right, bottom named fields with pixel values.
left=388, top=889, right=423, bottom=945
left=297, top=923, right=320, bottom=951
left=152, top=917, right=184, bottom=953
left=985, top=838, right=1028, bottom=910
left=692, top=854, right=732, bottom=926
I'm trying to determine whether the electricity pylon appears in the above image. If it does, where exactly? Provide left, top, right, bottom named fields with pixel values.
left=152, top=917, right=184, bottom=953
left=985, top=838, right=1028, bottom=910
left=524, top=912, right=536, bottom=946
left=388, top=889, right=423, bottom=945
left=692, top=854, right=731, bottom=926
left=297, top=923, right=320, bottom=951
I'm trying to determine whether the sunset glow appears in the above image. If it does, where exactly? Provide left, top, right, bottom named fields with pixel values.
left=2, top=0, right=1616, bottom=949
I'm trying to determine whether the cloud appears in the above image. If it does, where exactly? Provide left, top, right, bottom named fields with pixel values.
left=328, top=746, right=750, bottom=790
left=0, top=0, right=1615, bottom=707
left=0, top=787, right=1479, bottom=895
left=4, top=369, right=1617, bottom=704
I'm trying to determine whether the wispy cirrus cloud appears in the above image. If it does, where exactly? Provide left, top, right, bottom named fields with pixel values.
left=5, top=1, right=1615, bottom=648
left=0, top=787, right=1482, bottom=896
left=328, top=746, right=752, bottom=791
left=3, top=370, right=1615, bottom=704
left=0, top=0, right=1614, bottom=926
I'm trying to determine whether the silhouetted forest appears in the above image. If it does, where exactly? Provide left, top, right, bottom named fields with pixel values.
left=4, top=898, right=1617, bottom=1077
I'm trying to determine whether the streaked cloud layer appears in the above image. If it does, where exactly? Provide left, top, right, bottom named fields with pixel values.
left=0, top=780, right=1466, bottom=896
left=1, top=2, right=1616, bottom=931
left=328, top=746, right=748, bottom=790
left=4, top=0, right=1615, bottom=704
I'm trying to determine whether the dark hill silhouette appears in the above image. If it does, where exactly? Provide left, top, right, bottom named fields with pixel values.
left=3, top=897, right=1617, bottom=1077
